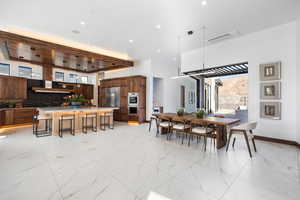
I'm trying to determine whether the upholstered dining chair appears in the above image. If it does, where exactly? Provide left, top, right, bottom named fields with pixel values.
left=226, top=122, right=257, bottom=158
left=149, top=115, right=158, bottom=132
left=169, top=116, right=191, bottom=143
left=157, top=115, right=172, bottom=137
left=189, top=119, right=214, bottom=149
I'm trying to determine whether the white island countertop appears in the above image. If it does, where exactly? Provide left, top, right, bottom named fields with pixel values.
left=38, top=107, right=119, bottom=113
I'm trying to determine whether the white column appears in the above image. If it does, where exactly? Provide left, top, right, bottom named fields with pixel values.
left=296, top=18, right=300, bottom=144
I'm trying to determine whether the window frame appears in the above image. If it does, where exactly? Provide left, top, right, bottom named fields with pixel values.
left=55, top=71, right=65, bottom=82
left=81, top=76, right=88, bottom=84
left=18, top=66, right=32, bottom=78
left=69, top=73, right=79, bottom=83
left=0, top=63, right=10, bottom=76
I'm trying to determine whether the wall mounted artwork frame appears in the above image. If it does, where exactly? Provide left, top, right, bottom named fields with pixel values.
left=260, top=102, right=281, bottom=120
left=259, top=61, right=281, bottom=81
left=260, top=82, right=281, bottom=100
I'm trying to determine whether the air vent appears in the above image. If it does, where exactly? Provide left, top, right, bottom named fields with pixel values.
left=208, top=30, right=240, bottom=43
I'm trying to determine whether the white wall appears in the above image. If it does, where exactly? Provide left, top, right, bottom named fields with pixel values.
left=296, top=18, right=300, bottom=144
left=105, top=59, right=197, bottom=120
left=182, top=22, right=297, bottom=141
left=0, top=59, right=43, bottom=80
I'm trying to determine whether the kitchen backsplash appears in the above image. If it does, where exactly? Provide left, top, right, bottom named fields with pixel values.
left=22, top=79, right=69, bottom=107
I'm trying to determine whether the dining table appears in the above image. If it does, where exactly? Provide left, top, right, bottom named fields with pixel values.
left=153, top=113, right=240, bottom=149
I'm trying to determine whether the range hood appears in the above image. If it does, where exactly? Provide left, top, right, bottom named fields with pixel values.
left=32, top=87, right=72, bottom=94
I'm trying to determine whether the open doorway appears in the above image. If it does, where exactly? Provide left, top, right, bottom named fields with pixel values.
left=205, top=74, right=248, bottom=122
left=185, top=62, right=248, bottom=122
left=152, top=77, right=164, bottom=112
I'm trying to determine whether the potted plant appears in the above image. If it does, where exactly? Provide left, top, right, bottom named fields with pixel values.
left=7, top=101, right=16, bottom=108
left=177, top=108, right=185, bottom=116
left=67, top=95, right=85, bottom=107
left=195, top=109, right=206, bottom=118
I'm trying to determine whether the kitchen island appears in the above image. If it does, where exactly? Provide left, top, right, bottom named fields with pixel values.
left=38, top=107, right=118, bottom=136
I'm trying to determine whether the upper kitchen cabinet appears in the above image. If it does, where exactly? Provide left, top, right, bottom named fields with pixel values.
left=0, top=75, right=27, bottom=101
left=81, top=84, right=94, bottom=99
left=74, top=84, right=94, bottom=99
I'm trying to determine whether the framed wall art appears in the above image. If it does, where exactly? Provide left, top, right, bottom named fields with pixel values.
left=259, top=61, right=281, bottom=81
left=260, top=82, right=281, bottom=100
left=260, top=102, right=281, bottom=120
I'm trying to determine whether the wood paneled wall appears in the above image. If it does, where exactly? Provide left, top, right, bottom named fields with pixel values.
left=43, top=65, right=53, bottom=81
left=99, top=75, right=146, bottom=123
left=0, top=75, right=27, bottom=101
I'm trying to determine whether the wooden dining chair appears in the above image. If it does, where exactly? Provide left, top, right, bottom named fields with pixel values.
left=169, top=116, right=191, bottom=143
left=189, top=119, right=214, bottom=150
left=157, top=115, right=172, bottom=137
left=226, top=122, right=257, bottom=158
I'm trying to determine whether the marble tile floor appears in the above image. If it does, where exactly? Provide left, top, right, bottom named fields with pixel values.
left=0, top=122, right=299, bottom=200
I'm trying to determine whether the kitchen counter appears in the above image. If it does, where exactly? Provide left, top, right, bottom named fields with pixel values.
left=0, top=107, right=37, bottom=111
left=38, top=106, right=118, bottom=113
left=38, top=107, right=119, bottom=136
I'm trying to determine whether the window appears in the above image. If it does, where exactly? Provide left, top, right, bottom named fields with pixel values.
left=0, top=63, right=10, bottom=75
left=18, top=66, right=32, bottom=78
left=81, top=76, right=88, bottom=83
left=55, top=72, right=64, bottom=81
left=69, top=73, right=78, bottom=83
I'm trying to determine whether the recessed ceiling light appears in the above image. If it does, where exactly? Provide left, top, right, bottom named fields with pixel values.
left=201, top=1, right=207, bottom=6
left=80, top=21, right=85, bottom=25
left=155, top=24, right=161, bottom=29
left=156, top=49, right=161, bottom=53
left=129, top=39, right=133, bottom=43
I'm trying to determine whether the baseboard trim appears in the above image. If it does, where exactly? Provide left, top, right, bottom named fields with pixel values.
left=254, top=135, right=300, bottom=148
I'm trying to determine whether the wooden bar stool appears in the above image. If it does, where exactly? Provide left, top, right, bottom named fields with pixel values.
left=58, top=114, right=75, bottom=138
left=81, top=112, right=97, bottom=133
left=226, top=122, right=258, bottom=158
left=99, top=112, right=113, bottom=131
left=32, top=112, right=52, bottom=137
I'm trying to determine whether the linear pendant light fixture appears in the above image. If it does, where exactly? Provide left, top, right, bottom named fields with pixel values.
left=171, top=26, right=208, bottom=79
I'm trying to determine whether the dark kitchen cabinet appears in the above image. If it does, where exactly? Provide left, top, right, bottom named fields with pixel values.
left=73, top=84, right=94, bottom=99
left=0, top=110, right=4, bottom=126
left=14, top=109, right=35, bottom=124
left=98, top=75, right=146, bottom=123
left=0, top=75, right=27, bottom=101
left=0, top=108, right=36, bottom=127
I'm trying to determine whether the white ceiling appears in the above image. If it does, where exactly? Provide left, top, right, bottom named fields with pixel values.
left=0, top=0, right=299, bottom=62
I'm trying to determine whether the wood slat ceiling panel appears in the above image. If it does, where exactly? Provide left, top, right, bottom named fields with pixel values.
left=0, top=30, right=134, bottom=73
